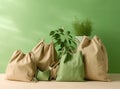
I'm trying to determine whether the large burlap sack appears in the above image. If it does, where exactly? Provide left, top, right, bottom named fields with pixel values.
left=32, top=40, right=58, bottom=71
left=6, top=50, right=36, bottom=82
left=78, top=35, right=110, bottom=81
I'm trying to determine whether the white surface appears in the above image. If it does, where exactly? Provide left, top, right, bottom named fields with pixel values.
left=0, top=74, right=120, bottom=89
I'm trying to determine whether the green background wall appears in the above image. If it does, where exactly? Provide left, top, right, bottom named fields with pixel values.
left=0, top=0, right=120, bottom=73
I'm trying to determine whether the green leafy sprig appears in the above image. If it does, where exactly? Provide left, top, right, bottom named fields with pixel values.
left=49, top=28, right=76, bottom=59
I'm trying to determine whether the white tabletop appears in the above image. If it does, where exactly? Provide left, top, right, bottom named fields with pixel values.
left=0, top=74, right=120, bottom=89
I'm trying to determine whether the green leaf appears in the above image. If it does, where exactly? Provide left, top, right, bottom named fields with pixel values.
left=59, top=28, right=64, bottom=33
left=64, top=39, right=67, bottom=44
left=49, top=31, right=55, bottom=36
left=68, top=34, right=73, bottom=38
left=54, top=33, right=60, bottom=39
left=69, top=40, right=71, bottom=44
left=66, top=31, right=70, bottom=35
left=57, top=39, right=61, bottom=44
left=60, top=42, right=64, bottom=48
left=58, top=48, right=62, bottom=51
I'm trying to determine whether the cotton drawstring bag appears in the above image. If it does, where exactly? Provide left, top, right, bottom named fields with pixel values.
left=56, top=50, right=85, bottom=82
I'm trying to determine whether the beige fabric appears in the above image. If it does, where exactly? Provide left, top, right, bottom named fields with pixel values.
left=0, top=74, right=120, bottom=89
left=49, top=61, right=60, bottom=80
left=6, top=50, right=36, bottom=82
left=32, top=40, right=58, bottom=71
left=78, top=35, right=109, bottom=81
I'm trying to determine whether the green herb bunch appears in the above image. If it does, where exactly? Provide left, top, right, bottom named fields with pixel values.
left=73, top=18, right=92, bottom=36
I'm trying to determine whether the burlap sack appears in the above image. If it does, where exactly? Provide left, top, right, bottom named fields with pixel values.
left=32, top=40, right=58, bottom=71
left=49, top=61, right=60, bottom=80
left=6, top=50, right=36, bottom=82
left=78, top=35, right=110, bottom=81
